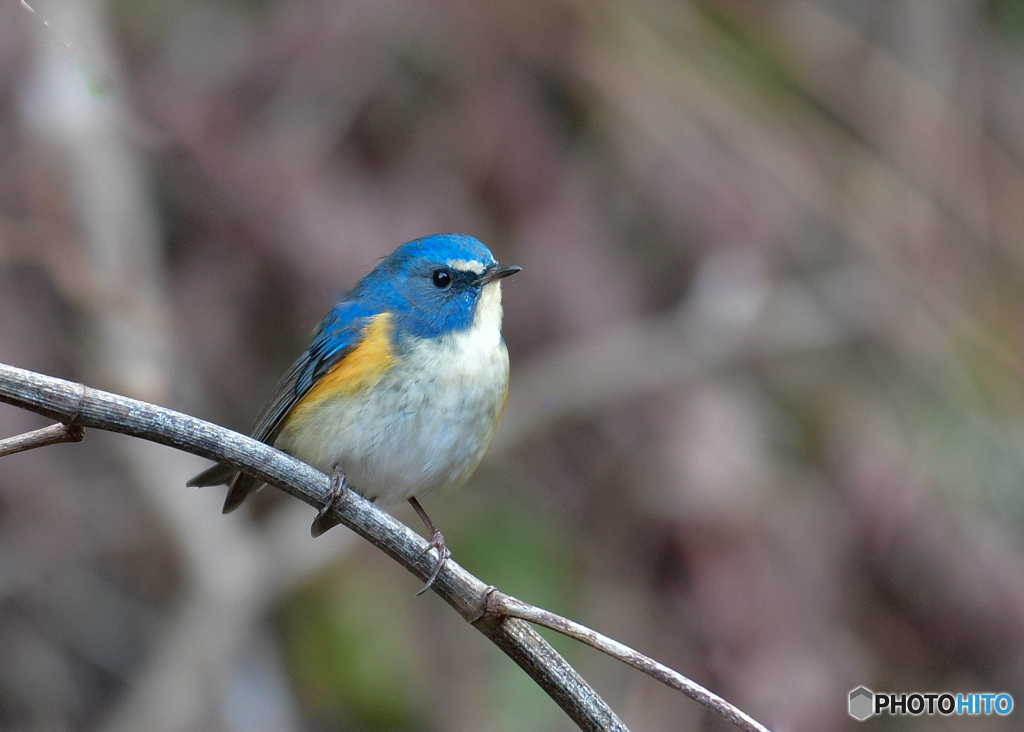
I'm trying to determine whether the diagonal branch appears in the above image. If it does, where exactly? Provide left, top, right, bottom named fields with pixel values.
left=0, top=422, right=84, bottom=457
left=0, top=362, right=773, bottom=732
left=0, top=362, right=623, bottom=731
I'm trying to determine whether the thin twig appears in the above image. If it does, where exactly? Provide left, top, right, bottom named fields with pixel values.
left=0, top=422, right=83, bottom=457
left=486, top=591, right=772, bottom=732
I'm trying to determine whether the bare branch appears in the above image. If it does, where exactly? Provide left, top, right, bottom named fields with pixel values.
left=0, top=363, right=626, bottom=732
left=0, top=362, right=774, bottom=732
left=486, top=591, right=772, bottom=732
left=0, top=422, right=83, bottom=457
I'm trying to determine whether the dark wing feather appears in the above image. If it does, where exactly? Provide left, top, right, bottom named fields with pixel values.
left=186, top=301, right=375, bottom=512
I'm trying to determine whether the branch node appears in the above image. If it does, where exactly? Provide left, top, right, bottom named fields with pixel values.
left=470, top=587, right=503, bottom=624
left=68, top=381, right=86, bottom=424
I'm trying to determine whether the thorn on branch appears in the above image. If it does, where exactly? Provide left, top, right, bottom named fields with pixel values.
left=0, top=422, right=84, bottom=458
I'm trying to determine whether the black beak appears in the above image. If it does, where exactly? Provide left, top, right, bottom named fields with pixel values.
left=479, top=264, right=522, bottom=285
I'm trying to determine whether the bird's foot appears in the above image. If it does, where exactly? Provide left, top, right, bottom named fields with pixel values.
left=409, top=496, right=450, bottom=595
left=311, top=465, right=348, bottom=537
left=415, top=528, right=450, bottom=596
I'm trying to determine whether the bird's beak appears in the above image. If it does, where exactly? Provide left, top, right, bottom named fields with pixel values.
left=479, top=264, right=522, bottom=285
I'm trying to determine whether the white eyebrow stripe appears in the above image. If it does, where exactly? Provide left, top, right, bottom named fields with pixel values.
left=447, top=259, right=486, bottom=274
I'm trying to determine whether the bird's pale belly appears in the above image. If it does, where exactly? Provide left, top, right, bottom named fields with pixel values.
left=275, top=334, right=509, bottom=505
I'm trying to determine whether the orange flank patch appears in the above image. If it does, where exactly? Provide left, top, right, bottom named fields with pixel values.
left=289, top=313, right=396, bottom=422
left=498, top=384, right=509, bottom=422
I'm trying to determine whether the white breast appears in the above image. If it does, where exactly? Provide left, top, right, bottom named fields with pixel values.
left=276, top=281, right=509, bottom=505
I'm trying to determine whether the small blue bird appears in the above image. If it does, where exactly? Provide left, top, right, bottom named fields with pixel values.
left=188, top=234, right=520, bottom=591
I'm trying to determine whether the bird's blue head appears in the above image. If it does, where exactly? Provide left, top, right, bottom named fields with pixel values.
left=350, top=234, right=520, bottom=339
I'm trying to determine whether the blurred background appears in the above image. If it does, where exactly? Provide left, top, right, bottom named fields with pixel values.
left=3, top=0, right=1024, bottom=730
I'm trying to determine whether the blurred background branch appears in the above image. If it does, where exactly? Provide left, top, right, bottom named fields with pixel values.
left=4, top=0, right=1024, bottom=730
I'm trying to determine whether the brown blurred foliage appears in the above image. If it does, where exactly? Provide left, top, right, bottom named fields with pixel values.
left=3, top=0, right=1024, bottom=730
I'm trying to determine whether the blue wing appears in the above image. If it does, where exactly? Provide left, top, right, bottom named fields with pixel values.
left=254, top=300, right=376, bottom=443
left=187, top=300, right=378, bottom=512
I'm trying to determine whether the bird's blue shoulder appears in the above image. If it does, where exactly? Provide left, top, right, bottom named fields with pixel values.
left=242, top=300, right=388, bottom=446
left=298, top=300, right=384, bottom=395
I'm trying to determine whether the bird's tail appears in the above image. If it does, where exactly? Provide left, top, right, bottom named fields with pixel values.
left=186, top=463, right=235, bottom=488
left=187, top=464, right=261, bottom=513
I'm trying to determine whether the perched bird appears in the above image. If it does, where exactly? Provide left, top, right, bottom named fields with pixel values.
left=188, top=234, right=520, bottom=591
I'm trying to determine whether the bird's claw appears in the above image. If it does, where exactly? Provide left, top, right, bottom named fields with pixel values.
left=311, top=465, right=348, bottom=537
left=415, top=530, right=450, bottom=596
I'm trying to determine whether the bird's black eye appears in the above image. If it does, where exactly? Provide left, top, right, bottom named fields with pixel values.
left=431, top=269, right=452, bottom=289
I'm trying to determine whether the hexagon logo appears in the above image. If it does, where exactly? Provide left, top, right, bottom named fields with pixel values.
left=849, top=687, right=874, bottom=721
